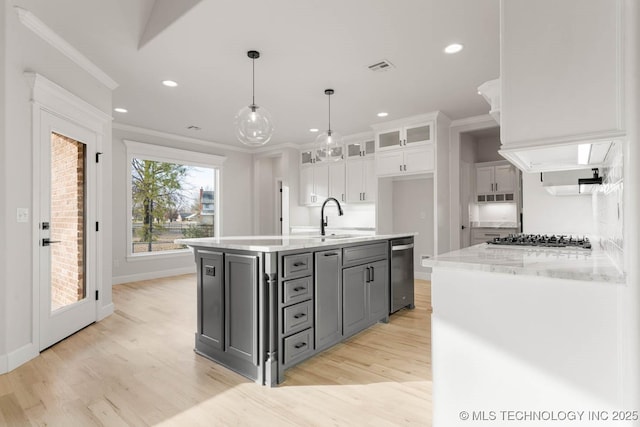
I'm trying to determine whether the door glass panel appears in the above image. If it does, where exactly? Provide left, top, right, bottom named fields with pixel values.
left=301, top=150, right=314, bottom=164
left=378, top=130, right=401, bottom=148
left=347, top=143, right=361, bottom=157
left=364, top=140, right=375, bottom=155
left=406, top=124, right=431, bottom=144
left=50, top=132, right=86, bottom=311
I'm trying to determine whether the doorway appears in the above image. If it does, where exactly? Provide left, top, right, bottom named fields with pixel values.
left=38, top=111, right=97, bottom=350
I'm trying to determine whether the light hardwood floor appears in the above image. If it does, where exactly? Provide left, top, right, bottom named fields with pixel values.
left=0, top=276, right=432, bottom=426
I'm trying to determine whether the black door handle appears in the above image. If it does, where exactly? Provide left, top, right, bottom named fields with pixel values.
left=42, top=238, right=61, bottom=246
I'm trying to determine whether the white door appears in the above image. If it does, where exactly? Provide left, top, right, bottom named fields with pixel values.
left=375, top=151, right=404, bottom=176
left=39, top=110, right=97, bottom=350
left=404, top=146, right=434, bottom=174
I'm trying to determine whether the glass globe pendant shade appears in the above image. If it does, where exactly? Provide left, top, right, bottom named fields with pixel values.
left=316, top=129, right=343, bottom=162
left=234, top=104, right=274, bottom=146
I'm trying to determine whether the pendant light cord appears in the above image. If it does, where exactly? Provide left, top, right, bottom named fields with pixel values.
left=252, top=57, right=255, bottom=107
left=327, top=92, right=331, bottom=133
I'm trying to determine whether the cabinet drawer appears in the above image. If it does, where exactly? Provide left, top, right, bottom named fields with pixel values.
left=343, top=242, right=387, bottom=267
left=283, top=276, right=312, bottom=306
left=283, top=328, right=314, bottom=365
left=283, top=300, right=313, bottom=336
left=283, top=253, right=312, bottom=279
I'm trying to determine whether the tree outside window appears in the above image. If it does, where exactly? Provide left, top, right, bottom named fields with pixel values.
left=130, top=158, right=215, bottom=254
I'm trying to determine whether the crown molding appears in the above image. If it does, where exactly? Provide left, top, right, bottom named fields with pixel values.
left=15, top=6, right=118, bottom=90
left=449, top=114, right=496, bottom=129
left=112, top=122, right=252, bottom=153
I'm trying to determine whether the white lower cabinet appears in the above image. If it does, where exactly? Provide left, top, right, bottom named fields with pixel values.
left=375, top=144, right=434, bottom=177
left=346, top=157, right=376, bottom=203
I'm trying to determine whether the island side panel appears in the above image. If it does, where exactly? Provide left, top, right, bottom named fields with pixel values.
left=193, top=247, right=261, bottom=383
left=431, top=267, right=622, bottom=426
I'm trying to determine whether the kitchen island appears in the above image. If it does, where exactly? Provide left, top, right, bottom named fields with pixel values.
left=176, top=234, right=415, bottom=386
left=423, top=243, right=629, bottom=426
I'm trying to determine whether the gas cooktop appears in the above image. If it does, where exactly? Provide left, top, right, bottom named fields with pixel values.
left=487, top=234, right=592, bottom=249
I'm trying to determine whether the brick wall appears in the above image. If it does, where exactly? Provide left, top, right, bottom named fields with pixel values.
left=50, top=133, right=85, bottom=310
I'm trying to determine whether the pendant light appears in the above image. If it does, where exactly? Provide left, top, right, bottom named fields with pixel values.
left=316, top=89, right=343, bottom=162
left=234, top=50, right=274, bottom=146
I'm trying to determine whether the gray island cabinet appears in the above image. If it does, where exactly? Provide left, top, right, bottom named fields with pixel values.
left=176, top=234, right=414, bottom=386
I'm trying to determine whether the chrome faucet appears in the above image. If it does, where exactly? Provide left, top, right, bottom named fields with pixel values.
left=320, top=197, right=344, bottom=236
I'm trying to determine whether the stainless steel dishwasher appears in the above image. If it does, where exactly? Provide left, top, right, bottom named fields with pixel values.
left=390, top=236, right=415, bottom=313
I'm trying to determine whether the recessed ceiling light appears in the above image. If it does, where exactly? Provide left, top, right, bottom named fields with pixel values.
left=444, top=43, right=464, bottom=54
left=114, top=107, right=128, bottom=113
left=309, top=128, right=319, bottom=132
left=162, top=80, right=178, bottom=87
left=377, top=112, right=388, bottom=117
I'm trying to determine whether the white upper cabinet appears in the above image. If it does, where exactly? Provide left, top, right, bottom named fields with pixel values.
left=346, top=139, right=375, bottom=159
left=376, top=122, right=433, bottom=152
left=300, top=151, right=330, bottom=205
left=372, top=114, right=443, bottom=178
left=376, top=145, right=434, bottom=177
left=499, top=0, right=624, bottom=171
left=344, top=133, right=376, bottom=203
left=346, top=157, right=376, bottom=203
left=475, top=161, right=518, bottom=203
left=328, top=161, right=346, bottom=203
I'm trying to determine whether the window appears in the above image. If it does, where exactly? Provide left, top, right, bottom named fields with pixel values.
left=125, top=140, right=225, bottom=257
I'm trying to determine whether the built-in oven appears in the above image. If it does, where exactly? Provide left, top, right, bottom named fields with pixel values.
left=390, top=237, right=415, bottom=313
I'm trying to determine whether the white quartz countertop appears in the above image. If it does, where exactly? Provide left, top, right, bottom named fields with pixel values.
left=422, top=243, right=625, bottom=284
left=175, top=233, right=415, bottom=253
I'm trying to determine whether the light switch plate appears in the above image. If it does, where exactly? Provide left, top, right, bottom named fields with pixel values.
left=17, top=208, right=29, bottom=223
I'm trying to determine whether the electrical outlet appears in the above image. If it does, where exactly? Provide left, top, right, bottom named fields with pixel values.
left=17, top=208, right=28, bottom=223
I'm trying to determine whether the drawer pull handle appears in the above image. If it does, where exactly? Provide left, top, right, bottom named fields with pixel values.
left=293, top=286, right=306, bottom=292
left=294, top=342, right=307, bottom=349
left=294, top=313, right=306, bottom=319
left=292, top=261, right=306, bottom=267
left=324, top=252, right=338, bottom=257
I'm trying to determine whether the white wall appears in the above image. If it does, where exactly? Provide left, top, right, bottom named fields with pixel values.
left=475, top=134, right=502, bottom=162
left=111, top=126, right=255, bottom=284
left=2, top=1, right=113, bottom=368
left=392, top=178, right=434, bottom=277
left=522, top=172, right=594, bottom=235
left=255, top=156, right=276, bottom=235
left=0, top=1, right=7, bottom=361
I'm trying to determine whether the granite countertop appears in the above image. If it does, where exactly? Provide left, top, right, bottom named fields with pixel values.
left=422, top=243, right=625, bottom=284
left=176, top=233, right=415, bottom=253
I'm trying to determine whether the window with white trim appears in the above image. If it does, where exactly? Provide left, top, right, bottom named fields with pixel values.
left=124, top=140, right=225, bottom=257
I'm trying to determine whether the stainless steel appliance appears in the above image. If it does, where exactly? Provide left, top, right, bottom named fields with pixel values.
left=487, top=233, right=591, bottom=249
left=390, top=237, right=415, bottom=313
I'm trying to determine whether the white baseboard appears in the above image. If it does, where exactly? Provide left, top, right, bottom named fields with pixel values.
left=0, top=353, right=7, bottom=374
left=7, top=342, right=39, bottom=372
left=112, top=266, right=196, bottom=285
left=415, top=271, right=431, bottom=281
left=98, top=302, right=114, bottom=321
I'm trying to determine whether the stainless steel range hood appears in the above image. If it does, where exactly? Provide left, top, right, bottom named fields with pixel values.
left=540, top=168, right=602, bottom=196
left=499, top=140, right=612, bottom=173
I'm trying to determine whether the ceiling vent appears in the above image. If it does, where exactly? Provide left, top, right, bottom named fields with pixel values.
left=368, top=59, right=395, bottom=72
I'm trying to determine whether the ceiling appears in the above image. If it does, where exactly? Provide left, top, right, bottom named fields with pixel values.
left=23, top=0, right=500, bottom=148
